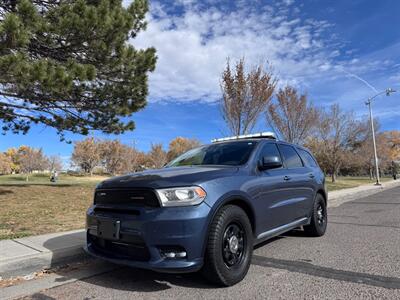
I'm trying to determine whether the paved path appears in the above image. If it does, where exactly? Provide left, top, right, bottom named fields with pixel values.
left=2, top=185, right=400, bottom=299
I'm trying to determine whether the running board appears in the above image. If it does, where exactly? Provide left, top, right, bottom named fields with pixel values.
left=255, top=217, right=310, bottom=244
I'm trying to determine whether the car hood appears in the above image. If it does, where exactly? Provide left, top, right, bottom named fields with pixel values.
left=97, top=166, right=239, bottom=189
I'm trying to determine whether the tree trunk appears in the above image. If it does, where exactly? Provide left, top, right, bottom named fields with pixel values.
left=331, top=172, right=336, bottom=183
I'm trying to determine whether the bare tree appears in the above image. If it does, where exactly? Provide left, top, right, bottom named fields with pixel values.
left=267, top=86, right=318, bottom=144
left=71, top=138, right=102, bottom=175
left=48, top=155, right=63, bottom=172
left=220, top=58, right=276, bottom=135
left=123, top=147, right=144, bottom=172
left=100, top=140, right=131, bottom=175
left=148, top=143, right=168, bottom=169
left=306, top=104, right=367, bottom=183
left=167, top=137, right=201, bottom=161
left=18, top=147, right=49, bottom=181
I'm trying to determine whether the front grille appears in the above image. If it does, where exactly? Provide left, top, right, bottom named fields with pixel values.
left=94, top=189, right=159, bottom=207
left=88, top=234, right=150, bottom=261
left=93, top=207, right=140, bottom=215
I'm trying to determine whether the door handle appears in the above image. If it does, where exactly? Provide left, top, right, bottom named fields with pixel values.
left=309, top=173, right=315, bottom=179
left=283, top=175, right=291, bottom=181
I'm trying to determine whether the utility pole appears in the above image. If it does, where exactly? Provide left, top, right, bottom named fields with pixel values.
left=365, top=88, right=396, bottom=185
left=366, top=98, right=380, bottom=185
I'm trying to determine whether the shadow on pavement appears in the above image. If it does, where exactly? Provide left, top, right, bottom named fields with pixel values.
left=41, top=232, right=217, bottom=293
left=38, top=228, right=316, bottom=293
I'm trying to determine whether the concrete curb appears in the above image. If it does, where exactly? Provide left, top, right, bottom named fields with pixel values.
left=1, top=180, right=400, bottom=279
left=328, top=179, right=400, bottom=208
left=0, top=229, right=86, bottom=278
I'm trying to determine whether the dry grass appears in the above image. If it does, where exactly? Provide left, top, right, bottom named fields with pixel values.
left=0, top=185, right=96, bottom=240
left=326, top=176, right=392, bottom=191
left=0, top=173, right=108, bottom=240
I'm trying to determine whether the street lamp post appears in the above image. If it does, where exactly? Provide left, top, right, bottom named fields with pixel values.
left=365, top=88, right=396, bottom=185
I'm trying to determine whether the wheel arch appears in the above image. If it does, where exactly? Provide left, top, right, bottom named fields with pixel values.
left=201, top=194, right=256, bottom=258
left=316, top=189, right=327, bottom=205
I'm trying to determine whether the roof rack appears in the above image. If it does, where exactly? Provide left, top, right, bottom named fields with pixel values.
left=211, top=132, right=276, bottom=143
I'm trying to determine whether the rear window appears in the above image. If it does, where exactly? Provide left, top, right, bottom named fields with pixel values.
left=278, top=144, right=303, bottom=168
left=298, top=149, right=318, bottom=168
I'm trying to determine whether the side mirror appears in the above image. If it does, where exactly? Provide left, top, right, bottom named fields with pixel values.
left=258, top=155, right=282, bottom=170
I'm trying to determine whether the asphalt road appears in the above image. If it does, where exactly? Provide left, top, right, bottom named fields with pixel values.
left=19, top=186, right=400, bottom=299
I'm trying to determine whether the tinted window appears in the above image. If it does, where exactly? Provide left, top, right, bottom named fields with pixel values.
left=259, top=143, right=281, bottom=162
left=167, top=141, right=258, bottom=167
left=278, top=144, right=303, bottom=168
left=298, top=149, right=318, bottom=168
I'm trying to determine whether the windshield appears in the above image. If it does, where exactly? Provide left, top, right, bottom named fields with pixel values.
left=166, top=141, right=258, bottom=167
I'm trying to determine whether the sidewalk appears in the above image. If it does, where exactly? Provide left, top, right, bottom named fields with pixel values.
left=0, top=229, right=85, bottom=278
left=328, top=179, right=400, bottom=207
left=1, top=179, right=400, bottom=279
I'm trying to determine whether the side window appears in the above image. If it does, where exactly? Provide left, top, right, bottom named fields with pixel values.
left=298, top=149, right=318, bottom=168
left=259, top=143, right=282, bottom=162
left=278, top=144, right=303, bottom=168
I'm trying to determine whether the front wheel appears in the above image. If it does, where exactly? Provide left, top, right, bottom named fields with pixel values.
left=304, top=193, right=327, bottom=237
left=202, top=205, right=253, bottom=286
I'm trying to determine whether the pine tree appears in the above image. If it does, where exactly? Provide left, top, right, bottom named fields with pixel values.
left=0, top=0, right=156, bottom=139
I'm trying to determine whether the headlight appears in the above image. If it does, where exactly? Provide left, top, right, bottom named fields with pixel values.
left=156, top=186, right=207, bottom=207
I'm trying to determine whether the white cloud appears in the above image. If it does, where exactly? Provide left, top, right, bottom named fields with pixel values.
left=132, top=1, right=340, bottom=102
left=131, top=0, right=400, bottom=125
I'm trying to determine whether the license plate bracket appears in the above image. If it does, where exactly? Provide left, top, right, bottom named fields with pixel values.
left=97, top=218, right=120, bottom=240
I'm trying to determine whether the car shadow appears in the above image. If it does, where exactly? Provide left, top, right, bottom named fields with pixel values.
left=41, top=232, right=217, bottom=293
left=39, top=229, right=307, bottom=293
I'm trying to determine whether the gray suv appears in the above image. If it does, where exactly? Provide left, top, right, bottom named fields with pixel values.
left=86, top=133, right=327, bottom=286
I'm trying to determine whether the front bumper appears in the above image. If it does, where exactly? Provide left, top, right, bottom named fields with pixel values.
left=85, top=202, right=211, bottom=273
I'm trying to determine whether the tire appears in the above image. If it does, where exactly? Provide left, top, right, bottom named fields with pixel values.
left=304, top=193, right=327, bottom=237
left=202, top=205, right=253, bottom=286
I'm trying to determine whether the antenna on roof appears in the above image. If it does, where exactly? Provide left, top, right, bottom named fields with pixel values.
left=211, top=132, right=276, bottom=143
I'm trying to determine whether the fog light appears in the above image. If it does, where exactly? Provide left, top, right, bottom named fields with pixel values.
left=164, top=251, right=187, bottom=259
left=159, top=246, right=187, bottom=259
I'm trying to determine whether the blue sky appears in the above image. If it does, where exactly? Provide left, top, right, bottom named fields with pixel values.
left=1, top=0, right=400, bottom=164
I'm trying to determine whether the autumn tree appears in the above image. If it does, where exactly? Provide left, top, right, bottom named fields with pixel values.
left=306, top=104, right=367, bottom=183
left=48, top=155, right=63, bottom=172
left=100, top=140, right=135, bottom=175
left=0, top=0, right=156, bottom=139
left=71, top=137, right=102, bottom=175
left=0, top=152, right=12, bottom=174
left=18, top=146, right=49, bottom=181
left=267, top=86, right=318, bottom=144
left=4, top=147, right=20, bottom=173
left=123, top=147, right=144, bottom=173
left=148, top=143, right=167, bottom=169
left=167, top=137, right=201, bottom=161
left=220, top=58, right=276, bottom=136
left=384, top=130, right=400, bottom=162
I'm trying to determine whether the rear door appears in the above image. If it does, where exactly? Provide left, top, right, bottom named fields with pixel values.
left=277, top=144, right=314, bottom=220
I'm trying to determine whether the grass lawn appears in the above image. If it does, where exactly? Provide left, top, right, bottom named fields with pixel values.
left=0, top=173, right=394, bottom=240
left=326, top=176, right=392, bottom=191
left=0, top=173, right=108, bottom=240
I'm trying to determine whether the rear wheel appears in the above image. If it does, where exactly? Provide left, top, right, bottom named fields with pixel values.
left=202, top=205, right=253, bottom=286
left=304, top=193, right=327, bottom=237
